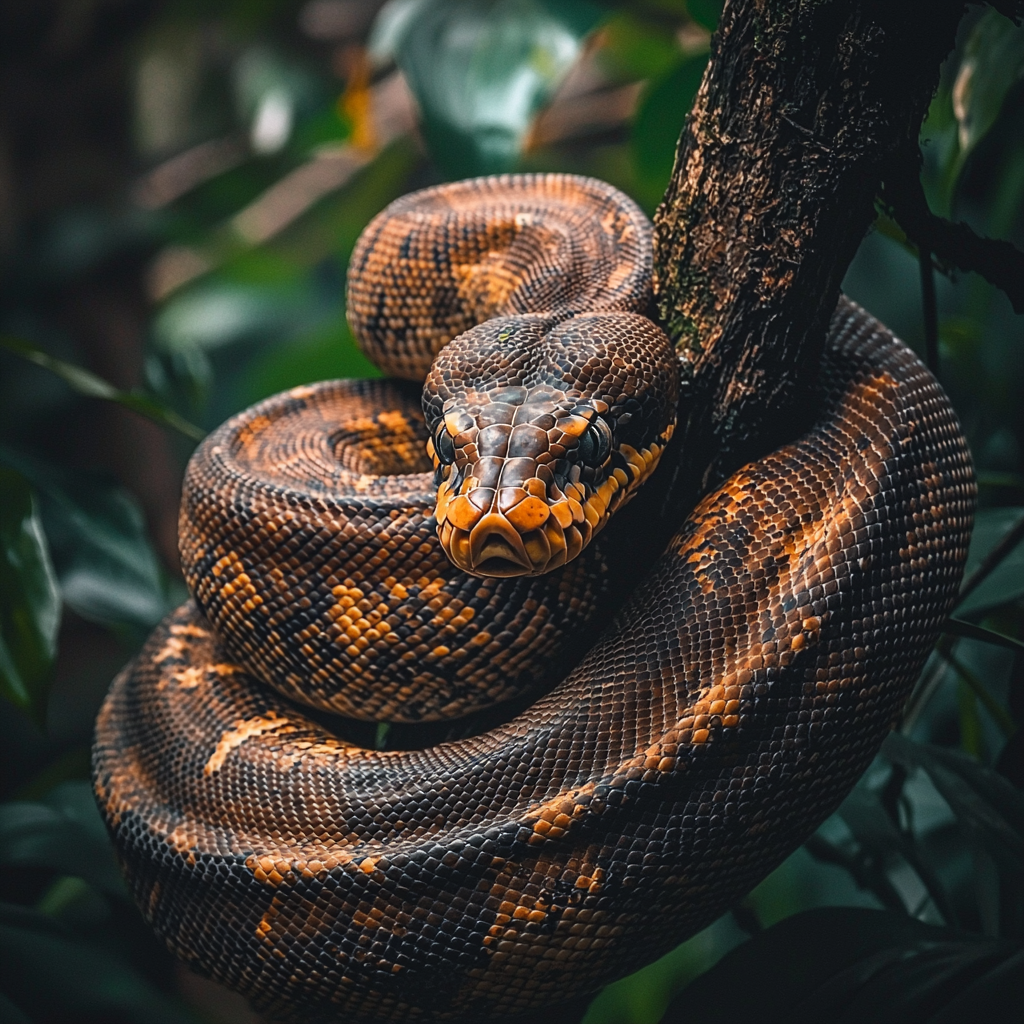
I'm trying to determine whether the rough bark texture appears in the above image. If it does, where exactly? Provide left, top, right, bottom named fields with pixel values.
left=653, top=0, right=979, bottom=492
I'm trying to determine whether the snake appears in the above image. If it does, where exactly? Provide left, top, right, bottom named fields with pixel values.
left=93, top=174, right=976, bottom=1023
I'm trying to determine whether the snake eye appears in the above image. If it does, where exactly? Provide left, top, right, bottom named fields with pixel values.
left=435, top=428, right=456, bottom=465
left=576, top=417, right=612, bottom=467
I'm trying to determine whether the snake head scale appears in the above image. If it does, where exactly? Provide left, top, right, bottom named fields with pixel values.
left=423, top=313, right=679, bottom=577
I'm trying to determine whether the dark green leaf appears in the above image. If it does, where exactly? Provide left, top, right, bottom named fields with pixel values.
left=943, top=648, right=1017, bottom=739
left=836, top=786, right=958, bottom=926
left=390, top=0, right=603, bottom=177
left=0, top=783, right=126, bottom=900
left=930, top=948, right=1024, bottom=1023
left=945, top=617, right=1024, bottom=656
left=0, top=468, right=60, bottom=725
left=957, top=507, right=1024, bottom=616
left=0, top=449, right=170, bottom=630
left=802, top=830, right=907, bottom=914
left=0, top=992, right=31, bottom=1024
left=0, top=334, right=205, bottom=442
left=883, top=734, right=1024, bottom=869
left=660, top=908, right=1018, bottom=1024
left=686, top=0, right=722, bottom=33
left=996, top=729, right=1024, bottom=789
left=631, top=54, right=708, bottom=205
left=0, top=904, right=197, bottom=1024
left=35, top=875, right=112, bottom=928
left=950, top=11, right=1024, bottom=180
left=14, top=745, right=92, bottom=801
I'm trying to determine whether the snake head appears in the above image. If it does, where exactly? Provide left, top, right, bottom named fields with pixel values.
left=423, top=313, right=679, bottom=577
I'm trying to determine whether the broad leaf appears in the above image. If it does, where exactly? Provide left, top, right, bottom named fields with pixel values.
left=950, top=10, right=1024, bottom=179
left=0, top=992, right=30, bottom=1024
left=0, top=903, right=197, bottom=1024
left=660, top=907, right=1019, bottom=1023
left=945, top=618, right=1024, bottom=657
left=0, top=449, right=170, bottom=631
left=836, top=785, right=958, bottom=926
left=385, top=0, right=603, bottom=177
left=0, top=783, right=125, bottom=900
left=883, top=734, right=1024, bottom=872
left=0, top=467, right=60, bottom=725
left=957, top=507, right=1024, bottom=616
left=0, top=334, right=204, bottom=441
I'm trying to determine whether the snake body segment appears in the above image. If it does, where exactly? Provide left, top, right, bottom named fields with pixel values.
left=94, top=174, right=975, bottom=1023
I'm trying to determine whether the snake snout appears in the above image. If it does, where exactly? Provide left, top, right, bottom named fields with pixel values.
left=435, top=469, right=573, bottom=577
left=424, top=313, right=680, bottom=578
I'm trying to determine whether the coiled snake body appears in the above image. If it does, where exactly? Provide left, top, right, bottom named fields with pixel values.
left=93, top=175, right=975, bottom=1022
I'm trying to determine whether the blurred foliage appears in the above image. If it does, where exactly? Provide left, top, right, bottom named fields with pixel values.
left=381, top=0, right=603, bottom=177
left=0, top=0, right=1021, bottom=1022
left=0, top=468, right=60, bottom=727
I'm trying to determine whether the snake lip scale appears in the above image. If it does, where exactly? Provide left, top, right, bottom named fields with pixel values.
left=93, top=173, right=975, bottom=1023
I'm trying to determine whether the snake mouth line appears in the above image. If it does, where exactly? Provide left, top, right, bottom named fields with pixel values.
left=433, top=435, right=672, bottom=577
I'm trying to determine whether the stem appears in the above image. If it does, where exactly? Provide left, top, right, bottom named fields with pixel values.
left=919, top=247, right=939, bottom=374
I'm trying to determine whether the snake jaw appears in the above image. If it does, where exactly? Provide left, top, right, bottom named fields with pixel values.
left=424, top=313, right=680, bottom=578
left=430, top=419, right=676, bottom=577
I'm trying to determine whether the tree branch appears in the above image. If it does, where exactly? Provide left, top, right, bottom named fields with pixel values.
left=653, top=0, right=975, bottom=491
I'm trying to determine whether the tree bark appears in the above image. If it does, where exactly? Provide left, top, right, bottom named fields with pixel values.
left=652, top=0, right=1004, bottom=492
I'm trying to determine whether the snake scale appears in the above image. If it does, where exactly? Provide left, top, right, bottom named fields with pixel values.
left=93, top=174, right=976, bottom=1023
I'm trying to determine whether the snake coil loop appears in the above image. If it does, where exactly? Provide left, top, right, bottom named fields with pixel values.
left=94, top=174, right=975, bottom=1023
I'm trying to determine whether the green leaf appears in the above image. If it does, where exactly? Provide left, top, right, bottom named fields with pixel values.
left=390, top=0, right=603, bottom=177
left=152, top=279, right=325, bottom=355
left=660, top=907, right=1018, bottom=1024
left=0, top=468, right=60, bottom=725
left=957, top=507, right=1024, bottom=616
left=0, top=903, right=197, bottom=1024
left=949, top=11, right=1024, bottom=182
left=0, top=449, right=170, bottom=631
left=0, top=783, right=126, bottom=900
left=883, top=734, right=1024, bottom=871
left=0, top=334, right=205, bottom=442
left=232, top=316, right=380, bottom=410
left=945, top=648, right=1017, bottom=740
left=600, top=12, right=687, bottom=84
left=836, top=785, right=958, bottom=926
left=945, top=618, right=1024, bottom=657
left=630, top=53, right=708, bottom=207
left=686, top=0, right=722, bottom=33
left=13, top=745, right=92, bottom=801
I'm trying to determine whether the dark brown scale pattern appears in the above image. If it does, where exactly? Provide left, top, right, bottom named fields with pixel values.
left=347, top=174, right=653, bottom=381
left=179, top=377, right=624, bottom=720
left=95, top=173, right=975, bottom=1023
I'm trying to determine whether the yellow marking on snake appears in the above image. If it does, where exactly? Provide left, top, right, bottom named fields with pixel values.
left=204, top=714, right=292, bottom=776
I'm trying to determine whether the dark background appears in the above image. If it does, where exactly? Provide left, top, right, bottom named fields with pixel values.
left=0, top=2, right=1021, bottom=1022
